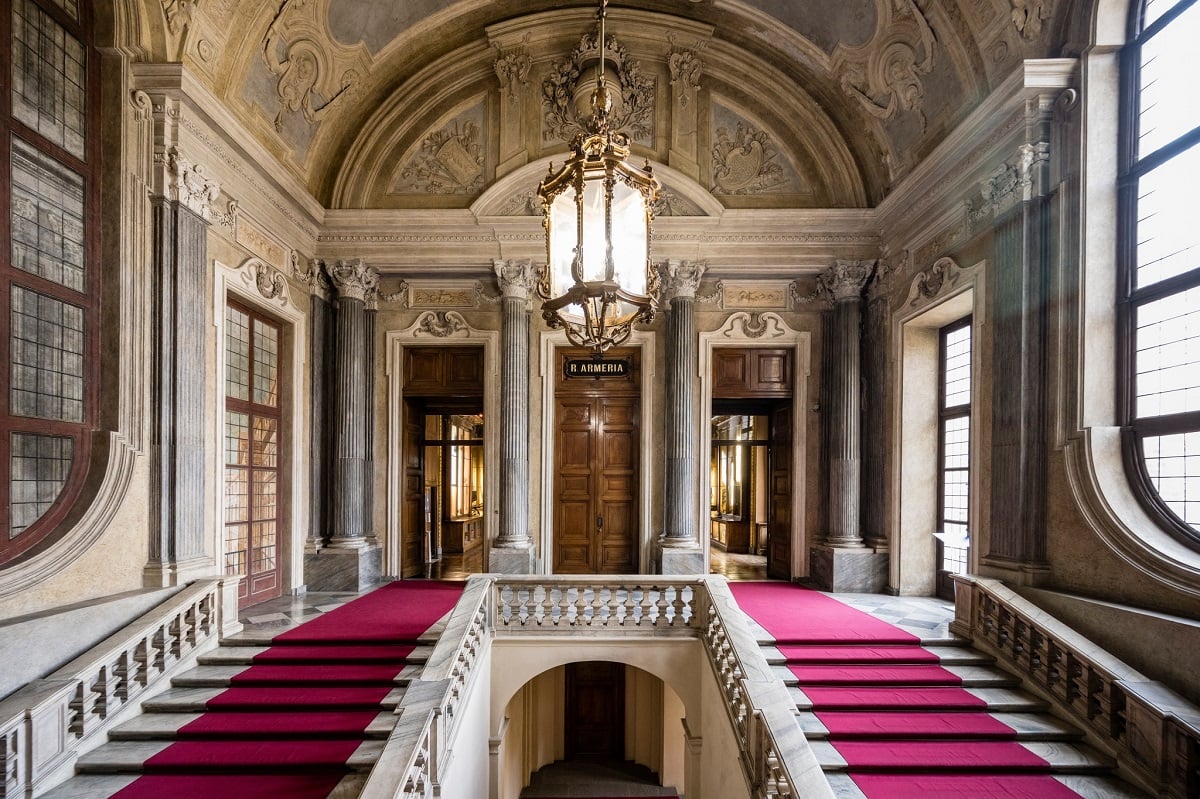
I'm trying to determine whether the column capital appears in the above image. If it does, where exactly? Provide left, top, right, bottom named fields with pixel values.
left=493, top=259, right=538, bottom=300
left=325, top=259, right=379, bottom=302
left=819, top=259, right=876, bottom=302
left=657, top=260, right=707, bottom=304
left=167, top=146, right=220, bottom=220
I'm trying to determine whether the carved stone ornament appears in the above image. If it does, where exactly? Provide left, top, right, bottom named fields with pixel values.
left=711, top=121, right=787, bottom=195
left=161, top=0, right=196, bottom=35
left=239, top=257, right=290, bottom=306
left=1011, top=0, right=1052, bottom=39
left=323, top=258, right=379, bottom=302
left=379, top=279, right=410, bottom=306
left=668, top=47, right=702, bottom=109
left=494, top=259, right=539, bottom=301
left=261, top=0, right=364, bottom=132
left=695, top=279, right=724, bottom=307
left=905, top=256, right=964, bottom=307
left=542, top=26, right=656, bottom=144
left=717, top=311, right=789, bottom=340
left=167, top=147, right=220, bottom=220
left=211, top=199, right=239, bottom=234
left=832, top=0, right=938, bottom=132
left=414, top=311, right=470, bottom=338
left=396, top=117, right=485, bottom=195
left=656, top=260, right=706, bottom=307
left=294, top=255, right=333, bottom=298
left=818, top=259, right=876, bottom=302
left=494, top=44, right=532, bottom=104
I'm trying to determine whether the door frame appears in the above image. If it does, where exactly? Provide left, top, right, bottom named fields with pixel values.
left=213, top=258, right=307, bottom=598
left=386, top=312, right=499, bottom=579
left=539, top=330, right=656, bottom=574
left=699, top=313, right=810, bottom=579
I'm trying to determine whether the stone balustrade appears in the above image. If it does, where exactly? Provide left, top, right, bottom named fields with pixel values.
left=951, top=575, right=1200, bottom=798
left=362, top=575, right=820, bottom=799
left=0, top=578, right=237, bottom=798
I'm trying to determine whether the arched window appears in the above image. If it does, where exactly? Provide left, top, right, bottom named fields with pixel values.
left=1119, top=0, right=1200, bottom=545
left=0, top=0, right=99, bottom=564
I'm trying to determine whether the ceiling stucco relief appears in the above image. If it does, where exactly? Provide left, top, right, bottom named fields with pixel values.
left=541, top=26, right=657, bottom=148
left=710, top=101, right=808, bottom=196
left=391, top=102, right=487, bottom=197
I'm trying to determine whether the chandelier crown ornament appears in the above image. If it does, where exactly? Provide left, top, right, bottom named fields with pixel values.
left=536, top=0, right=662, bottom=353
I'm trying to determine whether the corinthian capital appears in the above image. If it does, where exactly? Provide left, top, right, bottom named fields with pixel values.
left=325, top=259, right=379, bottom=302
left=493, top=259, right=538, bottom=300
left=818, top=259, right=876, bottom=302
left=167, top=147, right=220, bottom=220
left=657, top=260, right=707, bottom=305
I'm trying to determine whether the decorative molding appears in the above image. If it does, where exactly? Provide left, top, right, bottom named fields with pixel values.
left=1011, top=0, right=1052, bottom=39
left=235, top=214, right=290, bottom=270
left=832, top=0, right=938, bottom=132
left=167, top=147, right=220, bottom=220
left=237, top=256, right=291, bottom=307
left=541, top=25, right=656, bottom=144
left=261, top=0, right=364, bottom=132
left=411, top=287, right=478, bottom=308
left=324, top=258, right=379, bottom=302
left=668, top=46, right=702, bottom=109
left=905, top=256, right=966, bottom=307
left=717, top=311, right=788, bottom=340
left=720, top=282, right=790, bottom=311
left=494, top=44, right=532, bottom=104
left=414, top=311, right=471, bottom=338
left=818, top=259, right=877, bottom=302
left=657, top=260, right=706, bottom=307
left=494, top=259, right=538, bottom=301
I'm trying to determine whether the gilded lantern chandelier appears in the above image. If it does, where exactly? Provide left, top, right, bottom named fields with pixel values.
left=536, top=0, right=662, bottom=353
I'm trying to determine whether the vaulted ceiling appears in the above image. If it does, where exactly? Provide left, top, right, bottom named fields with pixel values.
left=138, top=0, right=1086, bottom=211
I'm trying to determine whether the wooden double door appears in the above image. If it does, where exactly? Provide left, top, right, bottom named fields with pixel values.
left=553, top=349, right=640, bottom=574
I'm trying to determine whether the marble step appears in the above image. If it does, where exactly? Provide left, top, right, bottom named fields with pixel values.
left=171, top=663, right=420, bottom=688
left=39, top=773, right=369, bottom=799
left=809, top=739, right=1114, bottom=774
left=108, top=710, right=397, bottom=741
left=763, top=644, right=993, bottom=667
left=796, top=709, right=1083, bottom=741
left=824, top=773, right=1149, bottom=799
left=221, top=629, right=441, bottom=647
left=140, top=685, right=408, bottom=713
left=790, top=685, right=1050, bottom=713
left=74, top=739, right=385, bottom=774
left=773, top=663, right=1021, bottom=689
left=197, top=644, right=433, bottom=667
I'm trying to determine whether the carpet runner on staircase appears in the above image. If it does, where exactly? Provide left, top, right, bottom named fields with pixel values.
left=108, top=580, right=463, bottom=799
left=729, top=582, right=1088, bottom=799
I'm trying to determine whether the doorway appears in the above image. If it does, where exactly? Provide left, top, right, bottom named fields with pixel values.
left=565, top=661, right=625, bottom=760
left=552, top=348, right=640, bottom=574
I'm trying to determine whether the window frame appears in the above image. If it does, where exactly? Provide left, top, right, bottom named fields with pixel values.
left=1117, top=0, right=1200, bottom=548
left=0, top=0, right=101, bottom=564
left=935, top=316, right=971, bottom=597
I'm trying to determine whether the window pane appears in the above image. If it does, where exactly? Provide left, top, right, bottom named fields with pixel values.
left=10, top=432, right=73, bottom=536
left=225, top=305, right=250, bottom=401
left=225, top=411, right=249, bottom=466
left=1137, top=1, right=1200, bottom=157
left=1142, top=432, right=1200, bottom=532
left=943, top=325, right=972, bottom=408
left=1135, top=286, right=1200, bottom=418
left=1135, top=144, right=1200, bottom=288
left=10, top=285, right=85, bottom=422
left=252, top=417, right=278, bottom=468
left=11, top=0, right=86, bottom=157
left=252, top=320, right=279, bottom=407
left=1143, top=0, right=1189, bottom=28
left=11, top=137, right=86, bottom=291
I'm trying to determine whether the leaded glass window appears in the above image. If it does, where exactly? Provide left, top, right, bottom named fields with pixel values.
left=936, top=319, right=971, bottom=595
left=1120, top=0, right=1200, bottom=545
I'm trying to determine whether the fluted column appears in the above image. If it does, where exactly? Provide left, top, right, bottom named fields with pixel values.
left=491, top=260, right=536, bottom=572
left=821, top=260, right=873, bottom=548
left=659, top=261, right=707, bottom=575
left=326, top=259, right=378, bottom=549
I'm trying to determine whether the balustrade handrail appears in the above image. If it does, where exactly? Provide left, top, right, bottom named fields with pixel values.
left=0, top=578, right=233, bottom=798
left=364, top=574, right=826, bottom=799
left=951, top=574, right=1200, bottom=798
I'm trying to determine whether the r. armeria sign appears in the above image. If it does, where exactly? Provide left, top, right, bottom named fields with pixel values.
left=563, top=357, right=631, bottom=378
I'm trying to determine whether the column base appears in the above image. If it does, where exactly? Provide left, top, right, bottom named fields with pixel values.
left=660, top=546, right=706, bottom=575
left=489, top=546, right=534, bottom=574
left=305, top=545, right=382, bottom=592
left=810, top=546, right=887, bottom=593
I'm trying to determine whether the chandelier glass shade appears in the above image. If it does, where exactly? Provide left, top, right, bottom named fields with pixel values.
left=537, top=0, right=661, bottom=353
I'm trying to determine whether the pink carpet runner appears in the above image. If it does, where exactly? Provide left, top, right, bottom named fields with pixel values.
left=728, top=582, right=1083, bottom=799
left=111, top=580, right=463, bottom=799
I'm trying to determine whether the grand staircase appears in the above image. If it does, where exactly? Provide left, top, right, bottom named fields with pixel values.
left=760, top=619, right=1149, bottom=798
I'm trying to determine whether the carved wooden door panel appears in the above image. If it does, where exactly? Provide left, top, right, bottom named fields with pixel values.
left=768, top=402, right=792, bottom=580
left=553, top=396, right=639, bottom=573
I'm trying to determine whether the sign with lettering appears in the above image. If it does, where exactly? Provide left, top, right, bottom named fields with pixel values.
left=563, top=358, right=631, bottom=378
